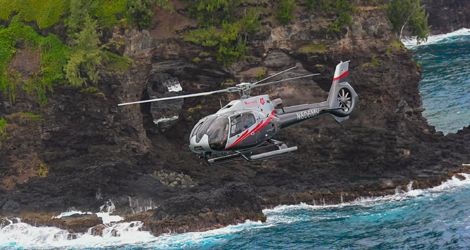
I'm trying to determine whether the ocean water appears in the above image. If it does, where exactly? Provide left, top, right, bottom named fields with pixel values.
left=405, top=28, right=470, bottom=134
left=2, top=31, right=470, bottom=249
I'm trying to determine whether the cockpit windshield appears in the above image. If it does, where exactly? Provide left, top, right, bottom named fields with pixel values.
left=191, top=112, right=256, bottom=151
left=207, top=116, right=229, bottom=150
left=194, top=115, right=217, bottom=143
left=192, top=115, right=229, bottom=150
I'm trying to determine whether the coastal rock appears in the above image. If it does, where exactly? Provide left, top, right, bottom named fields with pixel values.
left=146, top=183, right=266, bottom=236
left=422, top=0, right=470, bottom=34
left=18, top=213, right=103, bottom=233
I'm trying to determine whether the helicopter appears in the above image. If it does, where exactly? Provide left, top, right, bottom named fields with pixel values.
left=119, top=61, right=358, bottom=165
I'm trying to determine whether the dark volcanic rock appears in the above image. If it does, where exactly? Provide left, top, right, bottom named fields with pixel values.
left=18, top=213, right=103, bottom=233
left=146, top=183, right=266, bottom=236
left=422, top=0, right=470, bottom=34
left=146, top=72, right=184, bottom=132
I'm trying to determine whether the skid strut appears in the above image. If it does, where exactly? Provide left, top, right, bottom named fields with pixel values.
left=203, top=140, right=298, bottom=166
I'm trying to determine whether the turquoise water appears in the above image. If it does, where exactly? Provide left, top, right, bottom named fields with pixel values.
left=3, top=31, right=470, bottom=249
left=408, top=30, right=470, bottom=134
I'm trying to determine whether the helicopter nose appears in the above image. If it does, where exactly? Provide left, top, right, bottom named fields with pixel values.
left=189, top=134, right=211, bottom=153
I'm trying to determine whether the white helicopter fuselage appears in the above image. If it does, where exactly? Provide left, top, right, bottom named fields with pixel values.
left=189, top=94, right=278, bottom=154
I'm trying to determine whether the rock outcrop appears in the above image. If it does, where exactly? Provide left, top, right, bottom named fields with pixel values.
left=146, top=183, right=266, bottom=236
left=422, top=0, right=470, bottom=34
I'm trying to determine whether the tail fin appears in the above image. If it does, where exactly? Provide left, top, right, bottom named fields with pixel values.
left=326, top=61, right=358, bottom=120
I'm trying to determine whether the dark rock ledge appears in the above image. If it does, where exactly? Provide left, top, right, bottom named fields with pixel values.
left=146, top=182, right=266, bottom=236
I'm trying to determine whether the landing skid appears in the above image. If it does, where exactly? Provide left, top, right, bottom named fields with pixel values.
left=202, top=140, right=298, bottom=166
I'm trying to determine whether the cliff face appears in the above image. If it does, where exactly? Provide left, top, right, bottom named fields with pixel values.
left=1, top=3, right=470, bottom=234
left=422, top=0, right=470, bottom=34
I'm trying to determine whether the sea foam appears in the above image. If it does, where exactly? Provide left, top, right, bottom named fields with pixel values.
left=402, top=28, right=470, bottom=47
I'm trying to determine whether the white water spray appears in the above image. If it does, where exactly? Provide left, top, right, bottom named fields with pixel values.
left=402, top=28, right=470, bottom=47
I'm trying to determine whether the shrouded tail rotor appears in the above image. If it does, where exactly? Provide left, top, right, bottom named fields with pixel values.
left=327, top=61, right=358, bottom=118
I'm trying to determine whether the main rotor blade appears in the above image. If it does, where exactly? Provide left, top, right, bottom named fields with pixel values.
left=252, top=66, right=297, bottom=86
left=252, top=73, right=321, bottom=88
left=118, top=88, right=236, bottom=106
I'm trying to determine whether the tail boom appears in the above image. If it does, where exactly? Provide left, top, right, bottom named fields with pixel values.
left=276, top=61, right=358, bottom=129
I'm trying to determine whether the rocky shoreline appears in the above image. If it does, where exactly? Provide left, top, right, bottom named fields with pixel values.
left=1, top=0, right=470, bottom=238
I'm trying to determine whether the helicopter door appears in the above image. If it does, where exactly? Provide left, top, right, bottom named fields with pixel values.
left=230, top=113, right=256, bottom=137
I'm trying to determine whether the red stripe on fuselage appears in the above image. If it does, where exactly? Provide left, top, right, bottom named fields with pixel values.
left=225, top=110, right=275, bottom=150
left=333, top=70, right=348, bottom=81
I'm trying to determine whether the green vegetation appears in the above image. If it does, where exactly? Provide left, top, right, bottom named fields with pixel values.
left=0, top=119, right=7, bottom=138
left=36, top=160, right=49, bottom=177
left=276, top=0, right=297, bottom=25
left=387, top=0, right=429, bottom=44
left=188, top=104, right=203, bottom=112
left=127, top=0, right=173, bottom=29
left=103, top=51, right=134, bottom=74
left=80, top=87, right=106, bottom=98
left=183, top=0, right=263, bottom=66
left=256, top=68, right=267, bottom=80
left=0, top=0, right=134, bottom=29
left=193, top=57, right=201, bottom=63
left=7, top=112, right=45, bottom=121
left=0, top=0, right=69, bottom=29
left=363, top=57, right=381, bottom=67
left=0, top=0, right=147, bottom=103
left=388, top=39, right=406, bottom=52
left=80, top=87, right=99, bottom=93
left=299, top=44, right=326, bottom=53
left=221, top=79, right=235, bottom=86
left=65, top=15, right=103, bottom=87
left=187, top=0, right=245, bottom=27
left=304, top=0, right=355, bottom=32
left=305, top=0, right=316, bottom=12
left=199, top=51, right=211, bottom=57
left=241, top=8, right=261, bottom=35
left=185, top=23, right=247, bottom=66
left=0, top=16, right=71, bottom=103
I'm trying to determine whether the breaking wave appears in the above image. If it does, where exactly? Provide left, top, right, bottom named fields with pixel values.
left=402, top=28, right=470, bottom=48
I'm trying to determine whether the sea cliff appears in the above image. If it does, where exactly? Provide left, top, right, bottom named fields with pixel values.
left=1, top=0, right=470, bottom=236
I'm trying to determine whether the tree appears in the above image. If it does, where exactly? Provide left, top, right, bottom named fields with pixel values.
left=387, top=0, right=430, bottom=44
left=276, top=0, right=297, bottom=25
left=65, top=15, right=102, bottom=86
left=127, top=0, right=173, bottom=30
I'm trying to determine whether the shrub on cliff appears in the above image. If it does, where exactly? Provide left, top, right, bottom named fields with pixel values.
left=127, top=0, right=173, bottom=29
left=0, top=119, right=7, bottom=138
left=304, top=0, right=354, bottom=32
left=187, top=0, right=245, bottom=27
left=241, top=8, right=261, bottom=35
left=0, top=16, right=71, bottom=103
left=276, top=0, right=297, bottom=25
left=387, top=0, right=430, bottom=43
left=185, top=23, right=247, bottom=66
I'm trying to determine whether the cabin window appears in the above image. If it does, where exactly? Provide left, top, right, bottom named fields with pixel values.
left=230, top=113, right=256, bottom=137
